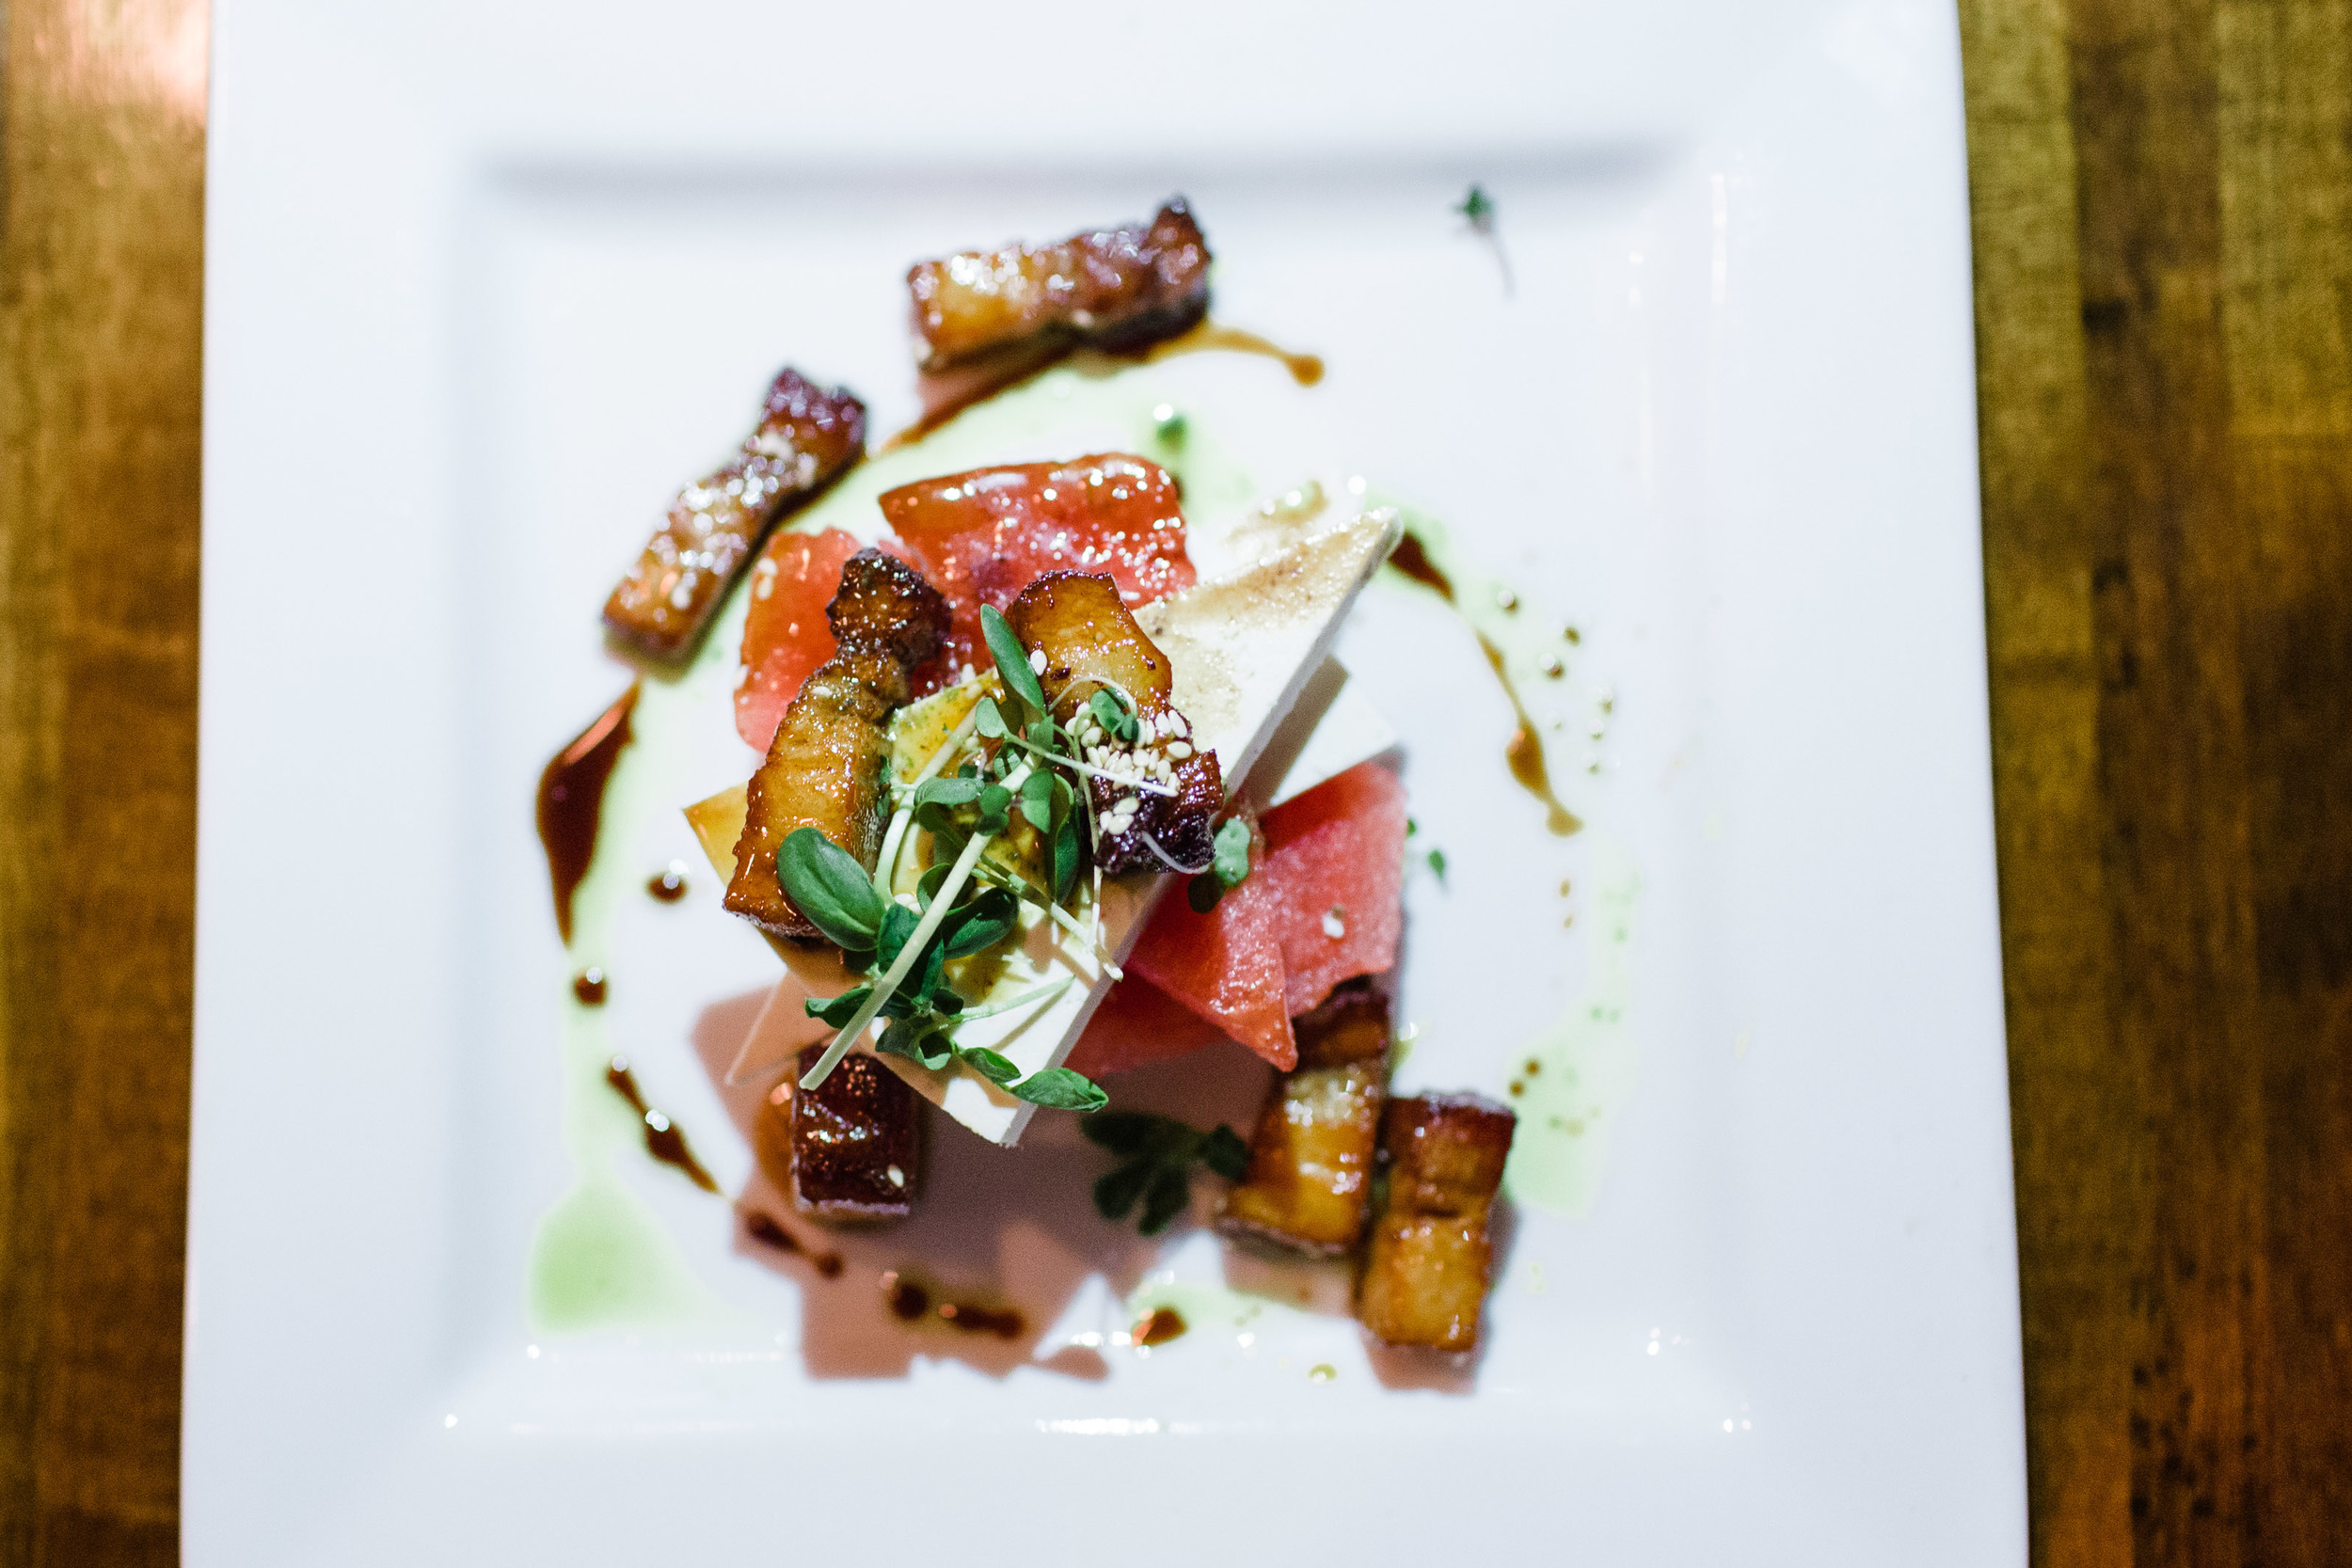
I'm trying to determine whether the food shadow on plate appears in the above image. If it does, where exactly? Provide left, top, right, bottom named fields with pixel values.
left=691, top=990, right=1274, bottom=1382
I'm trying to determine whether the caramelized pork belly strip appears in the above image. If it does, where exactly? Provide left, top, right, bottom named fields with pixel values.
left=1005, top=571, right=1221, bottom=874
left=725, top=550, right=949, bottom=941
left=1357, top=1093, right=1517, bottom=1352
left=755, top=1046, right=920, bottom=1224
left=603, top=369, right=866, bottom=658
left=1217, top=979, right=1391, bottom=1255
left=907, top=198, right=1212, bottom=372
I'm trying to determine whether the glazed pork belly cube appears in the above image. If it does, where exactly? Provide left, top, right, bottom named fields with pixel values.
left=1357, top=1093, right=1517, bottom=1352
left=755, top=1046, right=922, bottom=1225
left=1217, top=980, right=1391, bottom=1254
left=603, top=369, right=865, bottom=658
left=905, top=198, right=1211, bottom=371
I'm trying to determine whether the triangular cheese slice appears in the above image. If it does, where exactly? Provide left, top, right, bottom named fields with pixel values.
left=692, top=507, right=1402, bottom=1146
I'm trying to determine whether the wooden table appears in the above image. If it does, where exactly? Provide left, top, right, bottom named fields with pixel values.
left=3, top=0, right=2345, bottom=1560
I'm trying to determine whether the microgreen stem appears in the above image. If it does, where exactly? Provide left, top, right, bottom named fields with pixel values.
left=952, top=976, right=1076, bottom=1022
left=999, top=734, right=1177, bottom=797
left=876, top=697, right=987, bottom=896
left=802, top=760, right=1034, bottom=1093
left=799, top=827, right=994, bottom=1092
left=972, top=863, right=1124, bottom=977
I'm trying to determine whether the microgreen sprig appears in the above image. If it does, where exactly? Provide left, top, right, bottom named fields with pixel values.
left=1085, top=1112, right=1250, bottom=1236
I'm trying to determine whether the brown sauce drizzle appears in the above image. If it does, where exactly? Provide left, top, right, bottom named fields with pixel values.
left=1135, top=1307, right=1188, bottom=1347
left=1480, top=634, right=1581, bottom=836
left=1387, top=532, right=1455, bottom=600
left=536, top=684, right=640, bottom=944
left=572, top=967, right=609, bottom=1006
left=882, top=1271, right=1025, bottom=1339
left=604, top=1056, right=719, bottom=1192
left=646, top=865, right=689, bottom=902
left=881, top=319, right=1326, bottom=453
left=744, top=1211, right=843, bottom=1277
left=1147, top=322, right=1325, bottom=386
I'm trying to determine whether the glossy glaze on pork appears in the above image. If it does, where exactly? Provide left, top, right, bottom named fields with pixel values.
left=756, top=1045, right=921, bottom=1224
left=724, top=548, right=948, bottom=940
left=603, top=370, right=866, bottom=658
left=1005, top=571, right=1221, bottom=875
left=1219, top=979, right=1391, bottom=1255
left=1357, top=1093, right=1517, bottom=1352
left=906, top=199, right=1211, bottom=372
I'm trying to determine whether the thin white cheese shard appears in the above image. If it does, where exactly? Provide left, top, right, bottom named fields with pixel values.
left=709, top=507, right=1403, bottom=1147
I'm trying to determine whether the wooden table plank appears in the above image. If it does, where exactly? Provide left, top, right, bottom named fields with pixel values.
left=0, top=0, right=205, bottom=1562
left=1964, top=0, right=2352, bottom=1560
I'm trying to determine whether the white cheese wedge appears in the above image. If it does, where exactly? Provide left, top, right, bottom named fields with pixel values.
left=702, top=508, right=1403, bottom=1147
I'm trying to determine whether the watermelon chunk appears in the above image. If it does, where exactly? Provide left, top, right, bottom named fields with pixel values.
left=1064, top=974, right=1233, bottom=1080
left=732, top=527, right=867, bottom=753
left=880, top=453, right=1196, bottom=688
left=1123, top=761, right=1406, bottom=1072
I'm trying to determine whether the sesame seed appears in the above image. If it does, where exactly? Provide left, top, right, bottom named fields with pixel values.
left=1028, top=648, right=1047, bottom=675
left=1322, top=907, right=1347, bottom=940
left=1167, top=742, right=1192, bottom=760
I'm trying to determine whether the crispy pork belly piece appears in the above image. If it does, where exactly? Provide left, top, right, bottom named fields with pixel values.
left=755, top=1045, right=921, bottom=1224
left=725, top=549, right=949, bottom=941
left=907, top=198, right=1212, bottom=372
left=1218, top=979, right=1391, bottom=1254
left=603, top=369, right=866, bottom=658
left=1005, top=570, right=1221, bottom=875
left=1357, top=1093, right=1517, bottom=1352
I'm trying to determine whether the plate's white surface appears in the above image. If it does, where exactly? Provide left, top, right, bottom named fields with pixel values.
left=190, top=0, right=2024, bottom=1561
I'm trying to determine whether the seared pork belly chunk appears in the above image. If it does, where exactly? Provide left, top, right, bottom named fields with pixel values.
left=1006, top=571, right=1221, bottom=875
left=906, top=198, right=1211, bottom=372
left=755, top=1045, right=921, bottom=1224
left=725, top=548, right=948, bottom=941
left=604, top=369, right=866, bottom=658
left=1357, top=1092, right=1517, bottom=1352
left=1218, top=979, right=1391, bottom=1254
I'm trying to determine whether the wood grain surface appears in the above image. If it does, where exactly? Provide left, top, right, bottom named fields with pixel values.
left=1, top=0, right=2346, bottom=1562
left=0, top=0, right=205, bottom=1561
left=1962, top=0, right=2352, bottom=1560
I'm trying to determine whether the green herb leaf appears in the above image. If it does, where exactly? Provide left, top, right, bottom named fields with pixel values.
left=981, top=604, right=1046, bottom=712
left=1456, top=182, right=1496, bottom=226
left=1019, top=768, right=1056, bottom=831
left=940, top=886, right=1016, bottom=958
left=915, top=774, right=982, bottom=810
left=1082, top=1111, right=1164, bottom=1157
left=973, top=696, right=1009, bottom=739
left=1053, top=818, right=1082, bottom=902
left=1011, top=1067, right=1109, bottom=1112
left=1093, top=1160, right=1154, bottom=1223
left=976, top=783, right=1011, bottom=835
left=1200, top=1125, right=1250, bottom=1181
left=959, top=1046, right=1023, bottom=1086
left=803, top=985, right=873, bottom=1027
left=1088, top=689, right=1140, bottom=744
left=776, top=828, right=886, bottom=951
left=874, top=901, right=921, bottom=974
left=878, top=1016, right=955, bottom=1071
left=1212, top=817, right=1252, bottom=888
left=1426, top=847, right=1448, bottom=881
left=1138, top=1164, right=1193, bottom=1236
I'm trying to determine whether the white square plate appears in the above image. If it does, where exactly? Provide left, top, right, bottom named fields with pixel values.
left=190, top=0, right=2024, bottom=1561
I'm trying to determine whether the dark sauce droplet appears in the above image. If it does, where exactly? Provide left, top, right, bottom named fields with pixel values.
left=1480, top=635, right=1581, bottom=836
left=882, top=1271, right=1025, bottom=1339
left=744, top=1211, right=843, bottom=1278
left=646, top=864, right=689, bottom=902
left=605, top=1056, right=719, bottom=1192
left=572, top=967, right=609, bottom=1006
left=536, top=684, right=640, bottom=944
left=1387, top=531, right=1455, bottom=602
left=1136, top=1307, right=1188, bottom=1347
